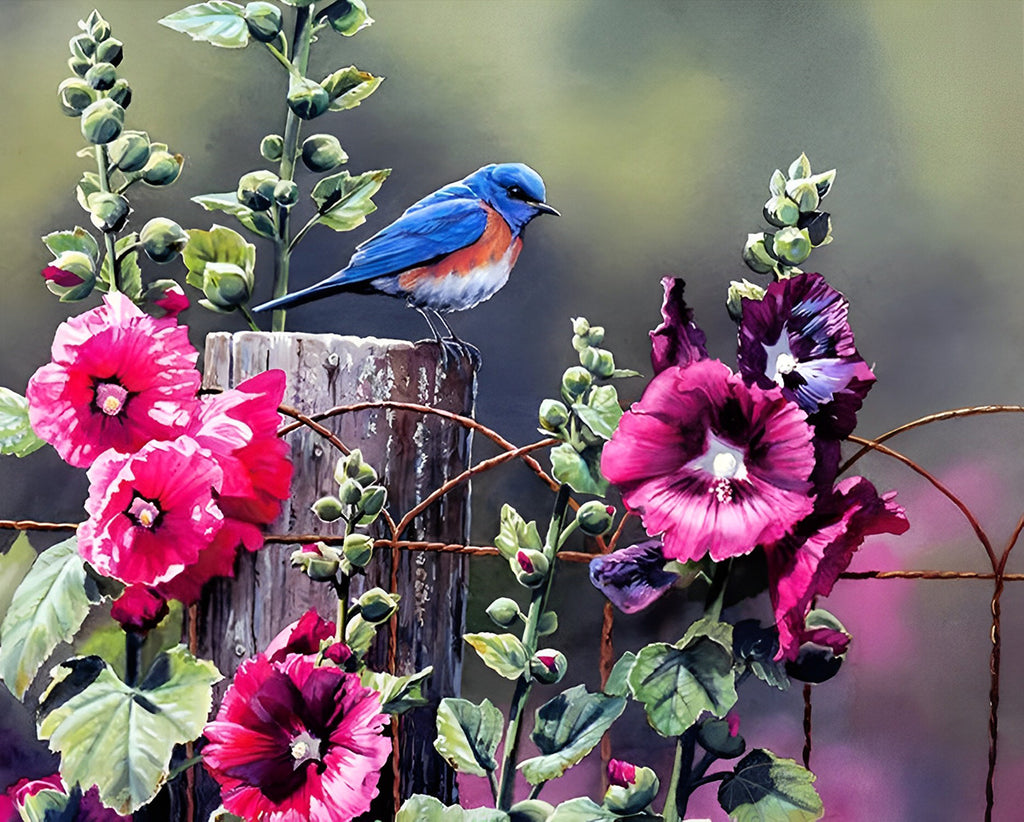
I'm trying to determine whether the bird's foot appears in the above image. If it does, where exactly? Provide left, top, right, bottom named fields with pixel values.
left=417, top=337, right=480, bottom=370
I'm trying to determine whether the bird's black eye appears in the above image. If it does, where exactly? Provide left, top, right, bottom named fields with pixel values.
left=507, top=184, right=527, bottom=200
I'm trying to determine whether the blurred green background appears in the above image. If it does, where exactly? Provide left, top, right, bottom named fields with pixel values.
left=2, top=1, right=1024, bottom=818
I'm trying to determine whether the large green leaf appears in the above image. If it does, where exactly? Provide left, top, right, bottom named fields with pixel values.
left=38, top=646, right=222, bottom=815
left=433, top=697, right=503, bottom=777
left=192, top=193, right=276, bottom=239
left=99, top=233, right=143, bottom=301
left=182, top=224, right=256, bottom=289
left=42, top=226, right=99, bottom=261
left=362, top=666, right=432, bottom=714
left=158, top=2, right=249, bottom=48
left=321, top=66, right=384, bottom=111
left=628, top=619, right=737, bottom=737
left=603, top=651, right=637, bottom=698
left=550, top=442, right=608, bottom=496
left=718, top=749, right=823, bottom=822
left=518, top=685, right=626, bottom=785
left=547, top=797, right=660, bottom=821
left=464, top=632, right=529, bottom=680
left=493, top=503, right=543, bottom=560
left=310, top=168, right=390, bottom=231
left=0, top=537, right=98, bottom=699
left=0, top=387, right=45, bottom=457
left=397, top=795, right=509, bottom=821
left=0, top=533, right=36, bottom=628
left=571, top=384, right=622, bottom=441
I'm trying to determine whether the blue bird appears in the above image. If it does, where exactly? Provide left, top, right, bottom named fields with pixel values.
left=252, top=163, right=559, bottom=361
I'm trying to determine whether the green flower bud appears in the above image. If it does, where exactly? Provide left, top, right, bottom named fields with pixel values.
left=742, top=232, right=776, bottom=275
left=512, top=548, right=548, bottom=588
left=357, top=588, right=399, bottom=624
left=529, top=649, right=567, bottom=684
left=69, top=33, right=96, bottom=60
left=785, top=178, right=820, bottom=213
left=343, top=533, right=375, bottom=568
left=273, top=179, right=299, bottom=207
left=201, top=261, right=254, bottom=310
left=576, top=500, right=614, bottom=537
left=236, top=169, right=279, bottom=211
left=79, top=98, right=124, bottom=145
left=486, top=597, right=521, bottom=628
left=108, top=78, right=132, bottom=108
left=107, top=130, right=151, bottom=172
left=57, top=78, right=96, bottom=116
left=810, top=168, right=836, bottom=198
left=338, top=477, right=364, bottom=505
left=561, top=366, right=592, bottom=400
left=85, top=62, right=117, bottom=91
left=788, top=152, right=811, bottom=180
left=141, top=148, right=183, bottom=186
left=538, top=398, right=569, bottom=432
left=799, top=211, right=832, bottom=247
left=356, top=486, right=387, bottom=523
left=68, top=55, right=91, bottom=78
left=506, top=800, right=556, bottom=822
left=326, top=0, right=374, bottom=36
left=86, top=191, right=130, bottom=233
left=95, top=38, right=123, bottom=67
left=287, top=77, right=330, bottom=120
left=245, top=1, right=283, bottom=42
left=726, top=278, right=767, bottom=323
left=763, top=194, right=800, bottom=228
left=139, top=217, right=188, bottom=263
left=603, top=764, right=660, bottom=815
left=585, top=325, right=605, bottom=346
left=580, top=346, right=615, bottom=378
left=772, top=226, right=813, bottom=266
left=335, top=449, right=377, bottom=485
left=537, top=609, right=558, bottom=637
left=571, top=316, right=590, bottom=336
left=301, top=133, right=348, bottom=172
left=89, top=15, right=112, bottom=43
left=696, top=717, right=745, bottom=759
left=311, top=494, right=346, bottom=523
left=290, top=543, right=341, bottom=581
left=52, top=250, right=95, bottom=282
left=260, top=134, right=285, bottom=162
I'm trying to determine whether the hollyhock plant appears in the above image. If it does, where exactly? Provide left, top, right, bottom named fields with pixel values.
left=602, top=358, right=817, bottom=563
left=26, top=292, right=200, bottom=467
left=203, top=654, right=391, bottom=821
left=589, top=538, right=680, bottom=613
left=736, top=272, right=875, bottom=439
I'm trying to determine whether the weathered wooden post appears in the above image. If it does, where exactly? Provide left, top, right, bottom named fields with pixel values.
left=189, top=332, right=474, bottom=815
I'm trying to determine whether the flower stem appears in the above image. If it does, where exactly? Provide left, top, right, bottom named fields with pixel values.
left=704, top=558, right=732, bottom=623
left=239, top=303, right=261, bottom=332
left=495, top=484, right=572, bottom=810
left=663, top=728, right=696, bottom=821
left=124, top=630, right=144, bottom=687
left=334, top=573, right=351, bottom=645
left=94, top=144, right=119, bottom=293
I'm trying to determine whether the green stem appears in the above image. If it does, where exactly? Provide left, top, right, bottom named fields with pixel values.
left=495, top=485, right=572, bottom=810
left=334, top=573, right=351, bottom=644
left=663, top=735, right=686, bottom=822
left=271, top=4, right=314, bottom=333
left=94, top=144, right=119, bottom=292
left=168, top=754, right=204, bottom=781
left=263, top=40, right=295, bottom=74
left=124, top=630, right=144, bottom=687
left=239, top=303, right=261, bottom=332
left=704, top=558, right=732, bottom=623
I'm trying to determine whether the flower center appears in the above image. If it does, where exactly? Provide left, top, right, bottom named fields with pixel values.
left=763, top=334, right=799, bottom=388
left=685, top=432, right=749, bottom=505
left=127, top=496, right=161, bottom=529
left=95, top=382, right=129, bottom=416
left=289, top=729, right=323, bottom=769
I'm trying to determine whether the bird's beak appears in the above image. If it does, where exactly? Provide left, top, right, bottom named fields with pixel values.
left=530, top=200, right=560, bottom=217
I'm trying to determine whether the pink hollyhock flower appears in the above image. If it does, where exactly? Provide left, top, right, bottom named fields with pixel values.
left=26, top=292, right=200, bottom=468
left=78, top=436, right=224, bottom=587
left=151, top=282, right=189, bottom=318
left=765, top=476, right=909, bottom=661
left=608, top=759, right=637, bottom=788
left=203, top=654, right=391, bottom=821
left=602, top=358, right=817, bottom=563
left=8, top=774, right=129, bottom=821
left=264, top=608, right=338, bottom=663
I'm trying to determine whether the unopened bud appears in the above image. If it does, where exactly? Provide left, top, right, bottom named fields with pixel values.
left=512, top=548, right=548, bottom=588
left=49, top=250, right=94, bottom=284
left=86, top=191, right=130, bottom=232
left=580, top=346, right=615, bottom=378
left=141, top=148, right=182, bottom=186
left=140, top=217, right=188, bottom=263
left=785, top=178, right=820, bottom=213
left=338, top=477, right=364, bottom=505
left=260, top=134, right=285, bottom=162
left=529, top=649, right=567, bottom=684
left=89, top=14, right=111, bottom=43
left=356, top=486, right=387, bottom=522
left=561, top=366, right=592, bottom=400
left=79, top=98, right=124, bottom=145
left=68, top=55, right=91, bottom=78
left=576, top=501, right=614, bottom=537
left=108, top=130, right=151, bottom=172
left=326, top=0, right=374, bottom=35
left=107, top=78, right=132, bottom=108
left=742, top=233, right=776, bottom=275
left=799, top=211, right=832, bottom=247
left=274, top=179, right=299, bottom=207
left=726, top=278, right=766, bottom=323
left=201, top=261, right=253, bottom=310
left=85, top=62, right=117, bottom=91
left=301, top=133, right=348, bottom=172
left=603, top=761, right=660, bottom=815
left=236, top=169, right=279, bottom=212
left=763, top=195, right=800, bottom=228
left=810, top=168, right=836, bottom=198
left=357, top=588, right=399, bottom=624
left=245, top=1, right=283, bottom=42
left=538, top=398, right=569, bottom=431
left=69, top=33, right=96, bottom=60
left=290, top=543, right=341, bottom=581
left=312, top=495, right=346, bottom=523
left=95, top=38, right=123, bottom=66
left=287, top=77, right=330, bottom=120
left=571, top=316, right=590, bottom=336
left=342, top=533, right=375, bottom=568
left=486, top=597, right=521, bottom=628
left=57, top=78, right=96, bottom=116
left=772, top=226, right=812, bottom=266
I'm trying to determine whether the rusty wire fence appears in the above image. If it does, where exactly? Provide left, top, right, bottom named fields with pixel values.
left=4, top=399, right=1024, bottom=820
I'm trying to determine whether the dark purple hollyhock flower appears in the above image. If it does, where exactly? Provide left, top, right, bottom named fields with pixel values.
left=737, top=272, right=875, bottom=439
left=649, top=277, right=708, bottom=374
left=589, top=538, right=679, bottom=613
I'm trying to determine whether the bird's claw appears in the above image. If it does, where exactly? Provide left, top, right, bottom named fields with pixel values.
left=415, top=337, right=480, bottom=371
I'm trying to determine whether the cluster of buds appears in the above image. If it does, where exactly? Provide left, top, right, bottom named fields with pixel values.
left=741, top=153, right=835, bottom=281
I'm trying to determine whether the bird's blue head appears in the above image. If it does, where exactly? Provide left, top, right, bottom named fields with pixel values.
left=463, top=163, right=559, bottom=235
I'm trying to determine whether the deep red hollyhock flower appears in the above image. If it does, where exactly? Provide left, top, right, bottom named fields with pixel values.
left=203, top=654, right=391, bottom=821
left=26, top=292, right=200, bottom=468
left=607, top=759, right=637, bottom=788
left=264, top=609, right=338, bottom=663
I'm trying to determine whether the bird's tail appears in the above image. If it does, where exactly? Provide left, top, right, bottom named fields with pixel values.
left=251, top=278, right=342, bottom=313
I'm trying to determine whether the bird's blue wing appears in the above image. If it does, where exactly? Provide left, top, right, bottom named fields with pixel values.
left=330, top=194, right=488, bottom=285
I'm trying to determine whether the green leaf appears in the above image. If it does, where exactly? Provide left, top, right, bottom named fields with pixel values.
left=572, top=384, right=622, bottom=441
left=182, top=224, right=256, bottom=289
left=550, top=442, right=608, bottom=496
left=518, top=685, right=626, bottom=785
left=610, top=368, right=642, bottom=380
left=0, top=387, right=45, bottom=457
left=769, top=168, right=787, bottom=198
left=344, top=613, right=378, bottom=658
left=16, top=786, right=72, bottom=822
left=361, top=666, right=432, bottom=714
left=603, top=651, right=637, bottom=698
left=99, top=233, right=143, bottom=301
left=158, top=2, right=249, bottom=48
left=398, top=795, right=509, bottom=821
left=547, top=797, right=660, bottom=821
left=75, top=172, right=102, bottom=212
left=0, top=537, right=98, bottom=699
left=321, top=66, right=384, bottom=111
left=38, top=646, right=222, bottom=815
left=42, top=227, right=99, bottom=261
left=433, top=697, right=503, bottom=777
left=0, top=533, right=36, bottom=626
left=464, top=632, right=528, bottom=680
left=192, top=192, right=276, bottom=239
left=628, top=619, right=737, bottom=737
left=310, top=168, right=390, bottom=231
left=718, top=749, right=823, bottom=822
left=494, top=503, right=544, bottom=560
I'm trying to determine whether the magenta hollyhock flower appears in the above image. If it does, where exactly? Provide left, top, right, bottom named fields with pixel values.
left=607, top=759, right=638, bottom=788
left=203, top=654, right=391, bottom=821
left=78, top=436, right=224, bottom=587
left=765, top=476, right=909, bottom=661
left=26, top=292, right=200, bottom=467
left=264, top=609, right=338, bottom=664
left=736, top=272, right=875, bottom=439
left=602, top=358, right=817, bottom=563
left=41, top=264, right=86, bottom=287
left=152, top=282, right=189, bottom=318
left=589, top=538, right=679, bottom=613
